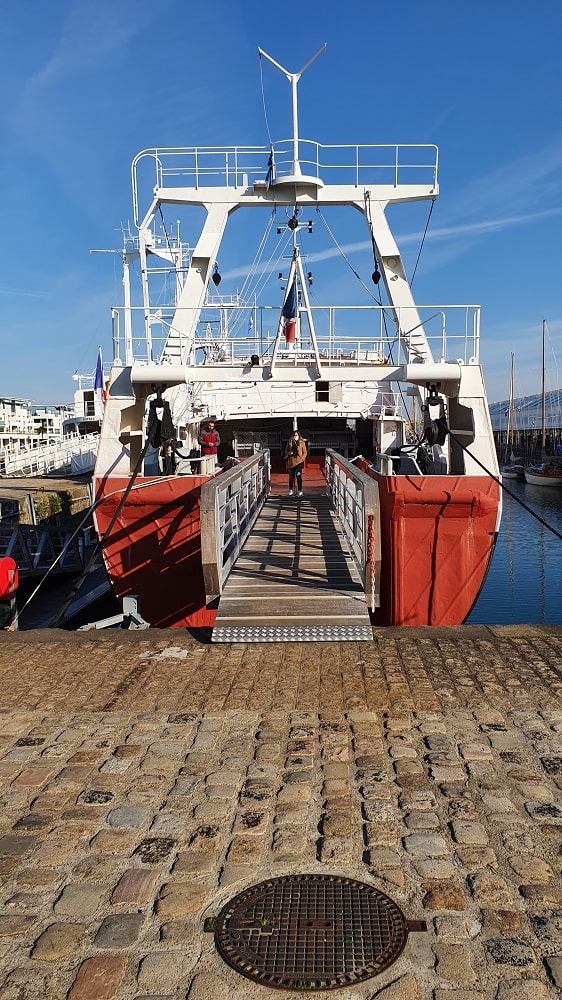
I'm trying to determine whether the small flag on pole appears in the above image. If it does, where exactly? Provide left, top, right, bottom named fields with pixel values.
left=282, top=278, right=297, bottom=344
left=94, top=348, right=106, bottom=405
left=265, top=149, right=275, bottom=190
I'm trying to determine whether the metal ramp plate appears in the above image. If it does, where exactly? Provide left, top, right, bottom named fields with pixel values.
left=212, top=624, right=373, bottom=643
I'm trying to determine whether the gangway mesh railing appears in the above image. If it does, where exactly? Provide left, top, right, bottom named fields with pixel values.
left=324, top=450, right=381, bottom=611
left=200, top=451, right=270, bottom=601
left=0, top=524, right=87, bottom=579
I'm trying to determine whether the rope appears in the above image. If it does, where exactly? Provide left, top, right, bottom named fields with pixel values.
left=410, top=200, right=435, bottom=286
left=449, top=432, right=562, bottom=542
left=315, top=208, right=380, bottom=302
left=47, top=435, right=154, bottom=628
left=258, top=51, right=274, bottom=147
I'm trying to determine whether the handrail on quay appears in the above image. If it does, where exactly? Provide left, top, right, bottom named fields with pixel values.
left=324, top=450, right=381, bottom=611
left=200, top=450, right=270, bottom=601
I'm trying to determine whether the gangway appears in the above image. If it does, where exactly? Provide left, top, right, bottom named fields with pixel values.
left=1, top=433, right=99, bottom=478
left=0, top=523, right=88, bottom=580
left=201, top=450, right=380, bottom=642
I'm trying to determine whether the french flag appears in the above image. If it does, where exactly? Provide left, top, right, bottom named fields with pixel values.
left=282, top=278, right=297, bottom=344
left=94, top=348, right=106, bottom=404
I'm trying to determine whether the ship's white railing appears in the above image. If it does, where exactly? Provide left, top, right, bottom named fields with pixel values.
left=2, top=433, right=100, bottom=477
left=132, top=141, right=438, bottom=223
left=324, top=449, right=381, bottom=612
left=111, top=304, right=480, bottom=368
left=200, top=450, right=270, bottom=601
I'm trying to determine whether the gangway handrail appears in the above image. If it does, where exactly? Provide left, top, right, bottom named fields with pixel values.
left=324, top=449, right=381, bottom=611
left=200, top=450, right=270, bottom=601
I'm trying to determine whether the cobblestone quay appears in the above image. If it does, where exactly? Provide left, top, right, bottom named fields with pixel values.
left=0, top=624, right=561, bottom=999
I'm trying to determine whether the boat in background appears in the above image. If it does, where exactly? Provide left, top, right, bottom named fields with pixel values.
left=92, top=46, right=501, bottom=629
left=524, top=461, right=562, bottom=487
left=501, top=353, right=525, bottom=479
left=524, top=320, right=562, bottom=486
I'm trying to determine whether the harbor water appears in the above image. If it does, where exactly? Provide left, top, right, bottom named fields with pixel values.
left=467, top=479, right=562, bottom=625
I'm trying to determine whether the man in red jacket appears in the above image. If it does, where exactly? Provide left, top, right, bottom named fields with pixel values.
left=198, top=420, right=221, bottom=457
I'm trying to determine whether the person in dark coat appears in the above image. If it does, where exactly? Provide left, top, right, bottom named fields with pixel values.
left=284, top=430, right=307, bottom=495
left=198, top=420, right=221, bottom=457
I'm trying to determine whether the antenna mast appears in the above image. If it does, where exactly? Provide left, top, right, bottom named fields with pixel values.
left=258, top=44, right=327, bottom=178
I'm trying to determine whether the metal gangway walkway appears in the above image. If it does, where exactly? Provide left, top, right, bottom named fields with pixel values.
left=201, top=450, right=381, bottom=643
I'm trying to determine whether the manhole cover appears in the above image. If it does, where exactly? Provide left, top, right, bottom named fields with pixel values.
left=213, top=873, right=421, bottom=991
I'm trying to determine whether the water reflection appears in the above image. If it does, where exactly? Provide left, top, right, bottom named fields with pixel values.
left=467, top=480, right=562, bottom=625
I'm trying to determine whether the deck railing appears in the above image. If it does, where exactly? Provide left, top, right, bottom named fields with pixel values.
left=132, top=141, right=438, bottom=222
left=200, top=450, right=270, bottom=601
left=110, top=303, right=481, bottom=368
left=324, top=450, right=381, bottom=611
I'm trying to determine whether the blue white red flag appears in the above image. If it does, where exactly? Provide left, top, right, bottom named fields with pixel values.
left=281, top=278, right=297, bottom=344
left=282, top=278, right=297, bottom=321
left=94, top=348, right=106, bottom=404
left=265, top=149, right=275, bottom=190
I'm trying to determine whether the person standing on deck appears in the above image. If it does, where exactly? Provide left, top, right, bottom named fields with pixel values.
left=198, top=420, right=221, bottom=458
left=284, top=430, right=307, bottom=495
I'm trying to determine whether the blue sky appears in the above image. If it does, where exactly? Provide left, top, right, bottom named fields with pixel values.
left=1, top=0, right=561, bottom=406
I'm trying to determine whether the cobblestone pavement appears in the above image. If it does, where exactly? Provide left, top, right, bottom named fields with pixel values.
left=0, top=625, right=561, bottom=999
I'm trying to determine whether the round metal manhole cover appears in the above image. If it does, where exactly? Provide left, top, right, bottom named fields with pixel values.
left=214, top=873, right=410, bottom=991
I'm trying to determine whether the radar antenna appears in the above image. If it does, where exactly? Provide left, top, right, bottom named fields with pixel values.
left=258, top=44, right=327, bottom=178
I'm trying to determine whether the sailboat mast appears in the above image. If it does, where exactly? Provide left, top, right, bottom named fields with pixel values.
left=507, top=352, right=514, bottom=447
left=541, top=319, right=546, bottom=452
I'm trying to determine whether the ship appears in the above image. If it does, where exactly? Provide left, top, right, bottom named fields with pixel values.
left=92, top=46, right=501, bottom=631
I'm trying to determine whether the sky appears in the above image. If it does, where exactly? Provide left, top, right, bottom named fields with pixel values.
left=0, top=0, right=561, bottom=407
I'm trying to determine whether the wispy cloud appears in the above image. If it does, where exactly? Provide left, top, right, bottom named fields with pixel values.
left=222, top=204, right=562, bottom=281
left=0, top=286, right=47, bottom=299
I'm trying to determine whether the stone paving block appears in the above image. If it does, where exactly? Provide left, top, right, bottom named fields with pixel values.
left=0, top=914, right=36, bottom=936
left=89, top=829, right=138, bottom=854
left=519, top=884, right=562, bottom=905
left=423, top=884, right=467, bottom=911
left=31, top=920, right=88, bottom=961
left=11, top=766, right=55, bottom=788
left=0, top=833, right=38, bottom=856
left=186, top=971, right=230, bottom=999
left=173, top=850, right=218, bottom=876
left=508, top=855, right=554, bottom=882
left=434, top=942, right=477, bottom=984
left=68, top=955, right=127, bottom=999
left=495, top=981, right=551, bottom=999
left=53, top=883, right=106, bottom=918
left=486, top=937, right=537, bottom=967
left=156, top=882, right=208, bottom=917
left=94, top=912, right=144, bottom=948
left=481, top=909, right=521, bottom=932
left=317, top=835, right=353, bottom=863
left=544, top=956, right=562, bottom=988
left=468, top=872, right=514, bottom=906
left=450, top=820, right=489, bottom=845
left=134, top=837, right=178, bottom=864
left=371, top=972, right=420, bottom=999
left=403, top=833, right=450, bottom=858
left=111, top=869, right=157, bottom=905
left=413, top=858, right=457, bottom=879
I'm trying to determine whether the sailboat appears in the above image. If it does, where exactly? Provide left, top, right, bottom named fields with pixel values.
left=501, top=353, right=524, bottom=480
left=524, top=320, right=562, bottom=486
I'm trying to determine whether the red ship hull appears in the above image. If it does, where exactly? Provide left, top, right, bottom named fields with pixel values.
left=93, top=475, right=216, bottom=629
left=361, top=465, right=500, bottom=626
left=94, top=467, right=500, bottom=630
